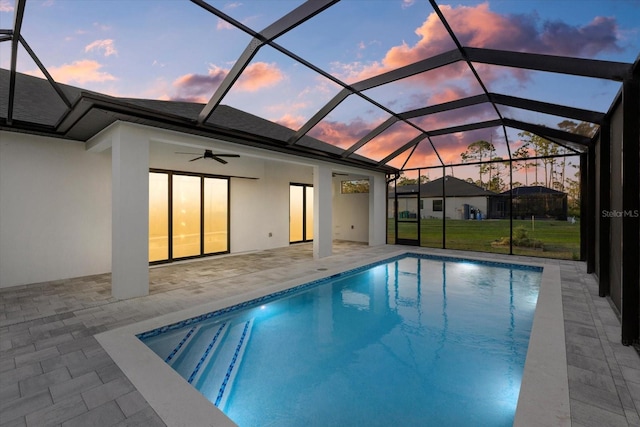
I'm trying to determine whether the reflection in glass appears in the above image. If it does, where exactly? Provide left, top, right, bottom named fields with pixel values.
left=305, top=186, right=314, bottom=241
left=290, top=186, right=304, bottom=242
left=172, top=175, right=201, bottom=258
left=204, top=178, right=228, bottom=254
left=149, top=173, right=169, bottom=262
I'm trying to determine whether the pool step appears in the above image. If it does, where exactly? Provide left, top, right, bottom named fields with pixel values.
left=192, top=320, right=254, bottom=410
left=168, top=322, right=229, bottom=381
left=142, top=325, right=199, bottom=362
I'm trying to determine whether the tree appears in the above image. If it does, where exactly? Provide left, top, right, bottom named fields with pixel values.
left=512, top=142, right=536, bottom=186
left=517, top=131, right=557, bottom=188
left=461, top=140, right=495, bottom=189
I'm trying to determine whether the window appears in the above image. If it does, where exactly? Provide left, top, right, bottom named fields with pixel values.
left=341, top=179, right=369, bottom=194
left=433, top=199, right=443, bottom=212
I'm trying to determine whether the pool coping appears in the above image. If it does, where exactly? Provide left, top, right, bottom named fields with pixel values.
left=95, top=249, right=569, bottom=427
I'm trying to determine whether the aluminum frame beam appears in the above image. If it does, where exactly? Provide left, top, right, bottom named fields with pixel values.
left=399, top=94, right=489, bottom=120
left=289, top=49, right=463, bottom=145
left=465, top=47, right=632, bottom=81
left=490, top=93, right=605, bottom=124
left=7, top=0, right=26, bottom=125
left=502, top=118, right=592, bottom=145
left=196, top=0, right=338, bottom=124
left=376, top=134, right=428, bottom=166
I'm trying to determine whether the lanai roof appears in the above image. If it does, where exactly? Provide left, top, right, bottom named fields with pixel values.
left=1, top=0, right=638, bottom=175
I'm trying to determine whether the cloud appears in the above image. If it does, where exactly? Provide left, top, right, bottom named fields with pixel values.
left=217, top=19, right=235, bottom=30
left=0, top=0, right=13, bottom=12
left=402, top=0, right=416, bottom=9
left=169, top=61, right=283, bottom=102
left=170, top=66, right=228, bottom=103
left=235, top=62, right=284, bottom=91
left=307, top=116, right=385, bottom=150
left=48, top=60, right=116, bottom=84
left=275, top=113, right=306, bottom=130
left=540, top=16, right=622, bottom=56
left=334, top=2, right=621, bottom=86
left=85, top=39, right=118, bottom=57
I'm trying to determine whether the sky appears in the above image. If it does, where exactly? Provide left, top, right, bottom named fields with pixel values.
left=1, top=0, right=639, bottom=180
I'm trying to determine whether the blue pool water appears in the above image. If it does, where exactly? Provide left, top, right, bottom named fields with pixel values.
left=139, top=254, right=542, bottom=426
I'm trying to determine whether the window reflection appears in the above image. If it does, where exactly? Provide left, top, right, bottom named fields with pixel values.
left=172, top=175, right=201, bottom=258
left=290, top=185, right=304, bottom=242
left=204, top=178, right=228, bottom=254
left=149, top=173, right=169, bottom=262
left=290, top=184, right=313, bottom=243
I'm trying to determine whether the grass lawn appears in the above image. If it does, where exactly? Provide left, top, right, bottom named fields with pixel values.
left=389, top=218, right=580, bottom=260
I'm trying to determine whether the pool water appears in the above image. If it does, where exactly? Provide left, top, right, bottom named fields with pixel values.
left=140, top=254, right=541, bottom=426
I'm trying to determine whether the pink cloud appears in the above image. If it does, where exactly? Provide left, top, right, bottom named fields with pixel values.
left=308, top=117, right=385, bottom=150
left=337, top=3, right=621, bottom=90
left=355, top=124, right=422, bottom=161
left=170, top=66, right=228, bottom=103
left=275, top=113, right=306, bottom=130
left=0, top=0, right=14, bottom=12
left=47, top=60, right=116, bottom=85
left=85, top=39, right=118, bottom=57
left=170, top=62, right=283, bottom=102
left=235, top=62, right=284, bottom=92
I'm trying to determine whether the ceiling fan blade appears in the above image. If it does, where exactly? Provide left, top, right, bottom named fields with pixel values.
left=212, top=156, right=228, bottom=164
left=189, top=156, right=203, bottom=162
left=213, top=154, right=240, bottom=158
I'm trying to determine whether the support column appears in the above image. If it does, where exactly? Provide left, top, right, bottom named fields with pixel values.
left=368, top=173, right=387, bottom=246
left=598, top=122, right=610, bottom=297
left=621, top=74, right=640, bottom=345
left=313, top=164, right=332, bottom=259
left=111, top=125, right=150, bottom=299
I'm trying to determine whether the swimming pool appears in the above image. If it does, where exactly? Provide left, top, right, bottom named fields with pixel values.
left=138, top=253, right=541, bottom=426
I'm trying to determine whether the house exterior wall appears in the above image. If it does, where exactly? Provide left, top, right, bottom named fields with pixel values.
left=0, top=131, right=112, bottom=288
left=0, top=125, right=382, bottom=289
left=333, top=182, right=369, bottom=242
left=421, top=196, right=488, bottom=220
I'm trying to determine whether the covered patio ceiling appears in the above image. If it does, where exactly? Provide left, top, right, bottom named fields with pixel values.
left=0, top=0, right=638, bottom=174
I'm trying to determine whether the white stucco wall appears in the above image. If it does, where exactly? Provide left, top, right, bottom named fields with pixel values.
left=231, top=161, right=313, bottom=253
left=333, top=181, right=369, bottom=242
left=0, top=131, right=112, bottom=288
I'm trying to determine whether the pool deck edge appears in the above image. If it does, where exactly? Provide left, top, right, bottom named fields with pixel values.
left=514, top=262, right=571, bottom=427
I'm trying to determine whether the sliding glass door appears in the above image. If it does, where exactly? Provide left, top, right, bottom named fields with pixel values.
left=172, top=175, right=201, bottom=258
left=149, top=172, right=169, bottom=262
left=290, top=183, right=313, bottom=243
left=149, top=170, right=229, bottom=263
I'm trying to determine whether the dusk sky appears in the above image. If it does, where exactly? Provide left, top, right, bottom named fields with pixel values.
left=1, top=0, right=639, bottom=176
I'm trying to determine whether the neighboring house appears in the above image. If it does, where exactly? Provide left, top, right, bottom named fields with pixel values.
left=393, top=176, right=501, bottom=220
left=499, top=186, right=568, bottom=220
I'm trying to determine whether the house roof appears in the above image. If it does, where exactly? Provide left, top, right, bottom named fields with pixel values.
left=501, top=186, right=567, bottom=196
left=395, top=176, right=497, bottom=197
left=0, top=68, right=391, bottom=173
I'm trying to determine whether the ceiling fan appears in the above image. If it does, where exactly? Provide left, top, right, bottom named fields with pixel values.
left=176, top=149, right=240, bottom=164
